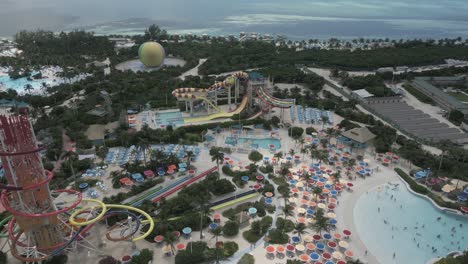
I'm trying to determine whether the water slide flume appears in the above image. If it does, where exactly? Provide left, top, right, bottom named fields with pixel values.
left=255, top=85, right=295, bottom=108
left=185, top=95, right=248, bottom=123
left=173, top=72, right=249, bottom=122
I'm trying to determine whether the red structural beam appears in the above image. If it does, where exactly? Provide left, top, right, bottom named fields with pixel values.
left=151, top=167, right=217, bottom=203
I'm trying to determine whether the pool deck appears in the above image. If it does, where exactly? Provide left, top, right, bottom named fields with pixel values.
left=335, top=158, right=401, bottom=264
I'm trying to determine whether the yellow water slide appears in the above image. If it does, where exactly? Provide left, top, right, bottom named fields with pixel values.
left=172, top=71, right=249, bottom=123
left=185, top=95, right=248, bottom=123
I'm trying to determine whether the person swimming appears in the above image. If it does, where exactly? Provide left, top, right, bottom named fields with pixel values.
left=437, top=217, right=441, bottom=221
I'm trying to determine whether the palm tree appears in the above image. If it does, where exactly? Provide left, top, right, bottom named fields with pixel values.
left=185, top=150, right=194, bottom=168
left=163, top=231, right=176, bottom=255
left=209, top=147, right=224, bottom=175
left=138, top=138, right=150, bottom=166
left=312, top=209, right=331, bottom=235
left=196, top=198, right=212, bottom=240
left=274, top=151, right=284, bottom=159
left=282, top=205, right=294, bottom=219
left=280, top=191, right=290, bottom=208
left=211, top=226, right=223, bottom=264
left=23, top=84, right=33, bottom=95
left=151, top=149, right=165, bottom=164
left=298, top=137, right=305, bottom=149
left=293, top=223, right=308, bottom=240
left=289, top=149, right=295, bottom=157
left=312, top=187, right=322, bottom=201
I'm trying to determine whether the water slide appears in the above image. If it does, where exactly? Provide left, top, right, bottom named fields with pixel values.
left=185, top=95, right=248, bottom=123
left=248, top=107, right=270, bottom=120
left=255, top=86, right=295, bottom=108
left=151, top=167, right=217, bottom=203
left=173, top=72, right=249, bottom=123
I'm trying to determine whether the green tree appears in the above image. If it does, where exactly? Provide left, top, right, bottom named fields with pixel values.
left=312, top=186, right=322, bottom=201
left=131, top=248, right=153, bottom=264
left=144, top=24, right=168, bottom=40
left=210, top=147, right=225, bottom=175
left=248, top=150, right=263, bottom=165
left=312, top=209, right=331, bottom=235
left=293, top=223, right=308, bottom=240
left=163, top=231, right=177, bottom=255
left=185, top=150, right=194, bottom=168
left=138, top=137, right=150, bottom=166
left=223, top=220, right=240, bottom=236
left=237, top=253, right=255, bottom=264
left=98, top=256, right=119, bottom=264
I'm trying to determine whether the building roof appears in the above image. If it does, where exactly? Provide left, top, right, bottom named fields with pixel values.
left=413, top=77, right=468, bottom=111
left=341, top=127, right=376, bottom=144
left=352, top=89, right=374, bottom=98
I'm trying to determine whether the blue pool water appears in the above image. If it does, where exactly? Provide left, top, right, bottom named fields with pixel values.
left=225, top=137, right=281, bottom=149
left=354, top=181, right=468, bottom=264
left=155, top=110, right=184, bottom=127
left=0, top=75, right=49, bottom=93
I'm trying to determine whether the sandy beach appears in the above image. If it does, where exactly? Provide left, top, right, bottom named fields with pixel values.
left=335, top=157, right=401, bottom=263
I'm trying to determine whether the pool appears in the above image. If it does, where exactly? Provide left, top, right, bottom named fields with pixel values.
left=225, top=137, right=281, bottom=149
left=0, top=75, right=48, bottom=93
left=155, top=110, right=184, bottom=127
left=354, top=182, right=468, bottom=264
left=0, top=73, right=90, bottom=93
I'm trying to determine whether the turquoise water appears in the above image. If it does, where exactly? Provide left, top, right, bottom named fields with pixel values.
left=225, top=137, right=281, bottom=149
left=156, top=110, right=184, bottom=127
left=4, top=1, right=468, bottom=39
left=354, top=181, right=468, bottom=264
left=0, top=75, right=48, bottom=93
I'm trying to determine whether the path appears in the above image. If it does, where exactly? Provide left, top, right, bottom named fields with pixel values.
left=178, top=58, right=207, bottom=80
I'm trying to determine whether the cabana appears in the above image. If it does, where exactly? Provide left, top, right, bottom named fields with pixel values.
left=337, top=127, right=376, bottom=149
left=119, top=177, right=133, bottom=186
left=414, top=170, right=430, bottom=179
left=143, top=170, right=155, bottom=178
left=131, top=173, right=144, bottom=182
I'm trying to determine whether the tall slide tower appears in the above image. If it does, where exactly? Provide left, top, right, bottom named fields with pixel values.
left=0, top=114, right=154, bottom=262
left=0, top=114, right=70, bottom=261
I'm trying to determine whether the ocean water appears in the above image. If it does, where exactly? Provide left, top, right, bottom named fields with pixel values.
left=1, top=1, right=468, bottom=39
left=354, top=181, right=468, bottom=264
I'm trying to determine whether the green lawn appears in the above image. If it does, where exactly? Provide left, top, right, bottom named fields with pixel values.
left=447, top=92, right=468, bottom=102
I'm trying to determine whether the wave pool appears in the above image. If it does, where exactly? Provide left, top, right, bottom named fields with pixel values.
left=354, top=181, right=467, bottom=264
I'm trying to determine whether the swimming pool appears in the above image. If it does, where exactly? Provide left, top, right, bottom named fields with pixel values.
left=0, top=75, right=48, bottom=93
left=225, top=137, right=281, bottom=149
left=354, top=181, right=467, bottom=264
left=155, top=110, right=184, bottom=127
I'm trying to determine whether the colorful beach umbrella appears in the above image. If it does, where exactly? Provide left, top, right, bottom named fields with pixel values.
left=306, top=242, right=316, bottom=251
left=338, top=240, right=348, bottom=249
left=295, top=244, right=305, bottom=252
left=276, top=245, right=285, bottom=253
left=300, top=254, right=310, bottom=262
left=266, top=245, right=275, bottom=254
left=176, top=243, right=186, bottom=250
left=310, top=253, right=320, bottom=261
left=344, top=250, right=354, bottom=258
left=322, top=252, right=332, bottom=260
